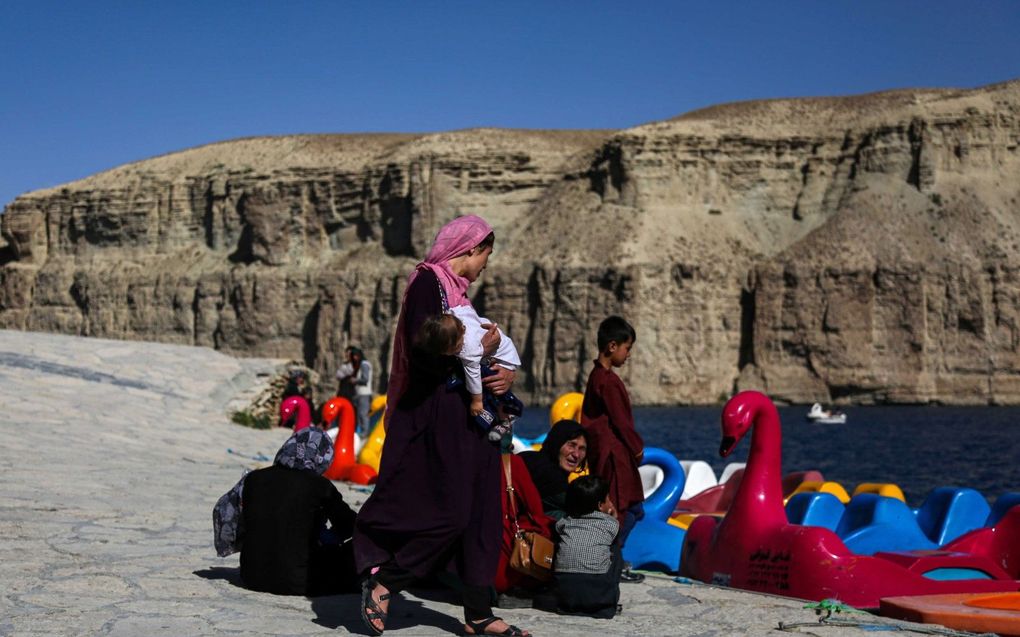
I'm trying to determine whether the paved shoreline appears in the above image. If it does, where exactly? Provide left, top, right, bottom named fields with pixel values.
left=1, top=330, right=936, bottom=636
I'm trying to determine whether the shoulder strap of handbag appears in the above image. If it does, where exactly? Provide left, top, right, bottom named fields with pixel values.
left=501, top=454, right=522, bottom=534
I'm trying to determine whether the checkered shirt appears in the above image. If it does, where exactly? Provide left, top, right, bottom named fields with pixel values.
left=554, top=511, right=619, bottom=574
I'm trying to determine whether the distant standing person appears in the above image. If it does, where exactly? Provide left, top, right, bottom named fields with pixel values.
left=336, top=346, right=373, bottom=435
left=282, top=368, right=316, bottom=415
left=580, top=315, right=645, bottom=584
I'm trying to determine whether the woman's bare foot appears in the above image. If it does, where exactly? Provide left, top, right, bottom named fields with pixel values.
left=361, top=580, right=391, bottom=635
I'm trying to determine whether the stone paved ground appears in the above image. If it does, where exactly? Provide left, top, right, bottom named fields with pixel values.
left=0, top=330, right=951, bottom=636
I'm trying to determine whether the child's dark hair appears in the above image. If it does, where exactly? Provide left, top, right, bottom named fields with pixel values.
left=565, top=475, right=610, bottom=518
left=597, top=315, right=636, bottom=351
left=415, top=313, right=462, bottom=355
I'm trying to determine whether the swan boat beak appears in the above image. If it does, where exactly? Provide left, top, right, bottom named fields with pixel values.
left=719, top=436, right=738, bottom=457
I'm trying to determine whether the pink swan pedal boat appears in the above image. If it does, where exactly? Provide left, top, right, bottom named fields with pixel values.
left=679, top=391, right=1019, bottom=609
left=279, top=396, right=312, bottom=431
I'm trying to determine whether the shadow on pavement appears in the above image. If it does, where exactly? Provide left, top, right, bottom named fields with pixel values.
left=193, top=567, right=463, bottom=634
left=193, top=566, right=244, bottom=587
left=310, top=593, right=464, bottom=634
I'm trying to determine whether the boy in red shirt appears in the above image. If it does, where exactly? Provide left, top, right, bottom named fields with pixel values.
left=580, top=316, right=646, bottom=583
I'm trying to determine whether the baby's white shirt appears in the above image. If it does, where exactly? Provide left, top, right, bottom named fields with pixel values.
left=449, top=305, right=521, bottom=396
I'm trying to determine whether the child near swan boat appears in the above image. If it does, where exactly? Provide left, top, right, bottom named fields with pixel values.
left=580, top=315, right=646, bottom=583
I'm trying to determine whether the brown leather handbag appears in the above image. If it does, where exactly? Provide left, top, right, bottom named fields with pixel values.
left=502, top=454, right=555, bottom=581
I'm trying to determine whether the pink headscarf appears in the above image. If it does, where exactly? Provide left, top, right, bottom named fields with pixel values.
left=385, top=215, right=493, bottom=423
left=409, top=214, right=493, bottom=309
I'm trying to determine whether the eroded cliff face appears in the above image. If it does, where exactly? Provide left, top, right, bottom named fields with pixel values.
left=3, top=82, right=1019, bottom=404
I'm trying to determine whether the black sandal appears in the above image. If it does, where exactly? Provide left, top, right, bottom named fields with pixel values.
left=463, top=616, right=529, bottom=636
left=360, top=579, right=391, bottom=635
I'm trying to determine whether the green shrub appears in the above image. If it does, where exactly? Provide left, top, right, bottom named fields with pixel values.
left=231, top=410, right=272, bottom=430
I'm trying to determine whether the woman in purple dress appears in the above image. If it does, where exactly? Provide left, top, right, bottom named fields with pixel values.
left=355, top=215, right=529, bottom=637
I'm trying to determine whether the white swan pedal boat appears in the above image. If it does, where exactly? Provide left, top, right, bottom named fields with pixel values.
left=807, top=403, right=847, bottom=425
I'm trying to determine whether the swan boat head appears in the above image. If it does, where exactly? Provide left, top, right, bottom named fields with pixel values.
left=716, top=391, right=787, bottom=532
left=280, top=395, right=312, bottom=431
left=720, top=390, right=770, bottom=457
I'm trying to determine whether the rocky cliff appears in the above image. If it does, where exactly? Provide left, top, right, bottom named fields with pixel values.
left=3, top=81, right=1020, bottom=405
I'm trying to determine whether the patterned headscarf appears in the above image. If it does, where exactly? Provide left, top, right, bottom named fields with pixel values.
left=213, top=470, right=248, bottom=557
left=386, top=215, right=493, bottom=422
left=213, top=428, right=335, bottom=557
left=273, top=427, right=335, bottom=474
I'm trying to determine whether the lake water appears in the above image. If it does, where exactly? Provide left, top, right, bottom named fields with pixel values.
left=514, top=405, right=1020, bottom=506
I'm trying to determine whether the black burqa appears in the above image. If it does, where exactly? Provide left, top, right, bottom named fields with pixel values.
left=240, top=428, right=358, bottom=596
left=353, top=270, right=502, bottom=587
left=519, top=419, right=588, bottom=521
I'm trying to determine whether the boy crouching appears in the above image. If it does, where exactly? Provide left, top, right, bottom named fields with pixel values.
left=553, top=475, right=624, bottom=618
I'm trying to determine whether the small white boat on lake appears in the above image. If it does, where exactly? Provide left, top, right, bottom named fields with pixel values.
left=807, top=402, right=847, bottom=424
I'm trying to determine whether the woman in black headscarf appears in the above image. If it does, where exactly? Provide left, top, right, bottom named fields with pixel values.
left=519, top=420, right=589, bottom=521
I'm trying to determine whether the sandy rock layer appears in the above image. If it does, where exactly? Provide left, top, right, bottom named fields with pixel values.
left=3, top=81, right=1020, bottom=405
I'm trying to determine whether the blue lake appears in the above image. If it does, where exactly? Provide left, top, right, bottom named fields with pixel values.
left=515, top=405, right=1020, bottom=506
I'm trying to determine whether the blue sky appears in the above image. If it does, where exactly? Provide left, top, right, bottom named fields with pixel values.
left=2, top=1, right=1019, bottom=208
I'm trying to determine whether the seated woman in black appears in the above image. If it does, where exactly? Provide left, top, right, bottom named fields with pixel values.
left=519, top=419, right=588, bottom=521
left=241, top=427, right=358, bottom=596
